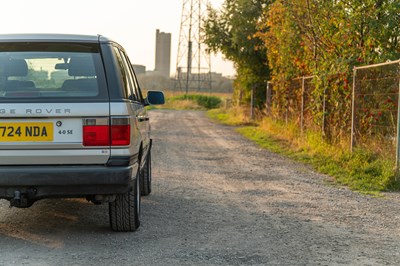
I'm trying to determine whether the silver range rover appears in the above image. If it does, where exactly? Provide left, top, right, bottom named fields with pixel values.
left=0, top=34, right=164, bottom=232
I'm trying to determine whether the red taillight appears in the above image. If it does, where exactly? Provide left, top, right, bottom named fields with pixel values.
left=82, top=117, right=131, bottom=147
left=111, top=125, right=130, bottom=146
left=83, top=125, right=110, bottom=146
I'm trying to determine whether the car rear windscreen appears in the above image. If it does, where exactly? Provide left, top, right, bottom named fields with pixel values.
left=0, top=42, right=108, bottom=102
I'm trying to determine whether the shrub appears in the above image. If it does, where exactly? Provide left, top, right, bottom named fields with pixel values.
left=171, top=94, right=222, bottom=109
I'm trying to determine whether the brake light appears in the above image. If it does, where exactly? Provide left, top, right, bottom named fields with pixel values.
left=111, top=117, right=131, bottom=146
left=83, top=125, right=110, bottom=146
left=82, top=117, right=131, bottom=147
left=111, top=125, right=130, bottom=146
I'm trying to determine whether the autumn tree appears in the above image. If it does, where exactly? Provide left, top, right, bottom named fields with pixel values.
left=258, top=0, right=400, bottom=142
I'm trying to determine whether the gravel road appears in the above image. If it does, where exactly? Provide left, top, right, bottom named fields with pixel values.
left=1, top=109, right=400, bottom=265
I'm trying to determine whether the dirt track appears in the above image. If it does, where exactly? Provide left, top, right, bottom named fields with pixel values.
left=1, top=109, right=400, bottom=265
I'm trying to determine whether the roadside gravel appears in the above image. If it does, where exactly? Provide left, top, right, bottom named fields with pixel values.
left=0, top=109, right=400, bottom=265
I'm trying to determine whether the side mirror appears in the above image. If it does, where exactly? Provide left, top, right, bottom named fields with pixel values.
left=145, top=91, right=165, bottom=106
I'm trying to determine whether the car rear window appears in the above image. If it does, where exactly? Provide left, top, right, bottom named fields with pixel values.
left=0, top=42, right=108, bottom=102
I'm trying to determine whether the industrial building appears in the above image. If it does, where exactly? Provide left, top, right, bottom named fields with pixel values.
left=132, top=64, right=146, bottom=75
left=154, top=29, right=171, bottom=78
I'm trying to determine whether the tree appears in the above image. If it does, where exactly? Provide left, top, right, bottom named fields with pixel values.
left=257, top=0, right=400, bottom=142
left=203, top=0, right=271, bottom=105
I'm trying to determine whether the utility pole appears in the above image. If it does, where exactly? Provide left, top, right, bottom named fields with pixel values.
left=176, top=0, right=212, bottom=94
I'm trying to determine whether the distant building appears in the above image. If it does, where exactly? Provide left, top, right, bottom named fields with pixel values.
left=154, top=29, right=171, bottom=78
left=132, top=64, right=146, bottom=75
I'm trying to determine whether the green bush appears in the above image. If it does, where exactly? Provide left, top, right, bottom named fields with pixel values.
left=171, top=94, right=222, bottom=109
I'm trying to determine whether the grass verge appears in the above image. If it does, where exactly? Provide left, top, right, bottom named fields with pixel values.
left=207, top=106, right=254, bottom=126
left=207, top=108, right=399, bottom=194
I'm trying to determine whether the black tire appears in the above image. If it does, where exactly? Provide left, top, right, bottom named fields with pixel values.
left=140, top=150, right=152, bottom=196
left=109, top=173, right=141, bottom=232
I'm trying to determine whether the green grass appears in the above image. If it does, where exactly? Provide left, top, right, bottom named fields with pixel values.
left=236, top=127, right=287, bottom=154
left=170, top=94, right=222, bottom=109
left=208, top=108, right=399, bottom=194
left=207, top=109, right=242, bottom=126
left=207, top=106, right=255, bottom=126
left=158, top=94, right=223, bottom=111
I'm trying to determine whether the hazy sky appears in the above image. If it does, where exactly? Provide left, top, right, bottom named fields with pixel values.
left=0, top=0, right=235, bottom=77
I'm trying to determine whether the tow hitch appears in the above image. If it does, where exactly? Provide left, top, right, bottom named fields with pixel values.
left=9, top=189, right=37, bottom=208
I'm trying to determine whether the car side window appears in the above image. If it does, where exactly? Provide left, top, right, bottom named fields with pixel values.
left=121, top=51, right=144, bottom=102
left=131, top=71, right=143, bottom=101
left=115, top=48, right=140, bottom=102
left=112, top=46, right=134, bottom=100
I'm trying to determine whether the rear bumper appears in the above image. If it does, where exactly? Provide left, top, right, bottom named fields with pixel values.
left=0, top=165, right=136, bottom=200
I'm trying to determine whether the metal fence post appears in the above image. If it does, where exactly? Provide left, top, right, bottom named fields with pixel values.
left=266, top=82, right=272, bottom=114
left=351, top=67, right=357, bottom=152
left=250, top=85, right=255, bottom=120
left=322, top=86, right=326, bottom=140
left=301, top=77, right=305, bottom=135
left=396, top=62, right=400, bottom=170
left=286, top=85, right=289, bottom=126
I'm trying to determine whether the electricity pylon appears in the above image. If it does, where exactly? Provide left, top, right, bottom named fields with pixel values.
left=175, top=0, right=212, bottom=94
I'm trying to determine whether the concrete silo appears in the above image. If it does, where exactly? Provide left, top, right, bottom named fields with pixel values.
left=155, top=29, right=171, bottom=78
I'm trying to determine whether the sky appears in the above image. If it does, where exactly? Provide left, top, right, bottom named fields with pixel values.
left=0, top=0, right=235, bottom=77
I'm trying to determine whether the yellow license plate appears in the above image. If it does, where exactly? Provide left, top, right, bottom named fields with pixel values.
left=0, top=122, right=54, bottom=142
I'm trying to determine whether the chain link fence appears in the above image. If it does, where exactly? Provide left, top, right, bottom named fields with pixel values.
left=351, top=60, right=400, bottom=166
left=265, top=60, right=400, bottom=167
left=266, top=76, right=330, bottom=137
